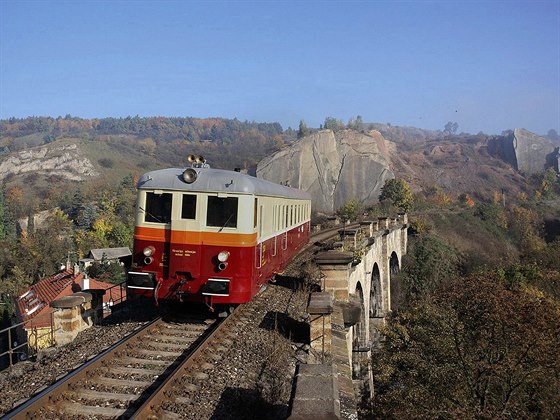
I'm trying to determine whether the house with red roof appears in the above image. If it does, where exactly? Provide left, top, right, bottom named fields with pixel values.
left=14, top=267, right=125, bottom=350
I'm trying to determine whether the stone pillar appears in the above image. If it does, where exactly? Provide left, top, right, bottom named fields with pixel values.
left=378, top=216, right=389, bottom=230
left=308, top=292, right=333, bottom=359
left=360, top=221, right=374, bottom=237
left=381, top=233, right=390, bottom=315
left=50, top=292, right=93, bottom=346
left=289, top=364, right=340, bottom=420
left=83, top=289, right=106, bottom=323
left=315, top=252, right=354, bottom=302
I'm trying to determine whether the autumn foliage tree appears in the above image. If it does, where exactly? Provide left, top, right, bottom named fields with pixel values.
left=379, top=178, right=414, bottom=212
left=371, top=274, right=560, bottom=419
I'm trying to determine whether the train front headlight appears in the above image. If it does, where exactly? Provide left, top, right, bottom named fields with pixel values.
left=217, top=251, right=230, bottom=271
left=143, top=246, right=155, bottom=265
left=143, top=246, right=155, bottom=257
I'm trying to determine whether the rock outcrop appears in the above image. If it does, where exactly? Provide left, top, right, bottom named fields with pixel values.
left=256, top=129, right=394, bottom=213
left=503, top=128, right=559, bottom=175
left=0, top=143, right=98, bottom=182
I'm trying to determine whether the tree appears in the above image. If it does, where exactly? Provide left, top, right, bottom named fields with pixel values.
left=400, top=234, right=460, bottom=302
left=347, top=115, right=364, bottom=131
left=0, top=193, right=15, bottom=240
left=336, top=199, right=362, bottom=223
left=297, top=120, right=310, bottom=138
left=370, top=274, right=560, bottom=419
left=444, top=121, right=459, bottom=134
left=379, top=178, right=413, bottom=212
left=546, top=128, right=559, bottom=141
left=323, top=117, right=345, bottom=131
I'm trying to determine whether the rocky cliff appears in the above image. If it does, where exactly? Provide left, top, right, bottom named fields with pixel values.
left=0, top=143, right=98, bottom=182
left=503, top=128, right=559, bottom=175
left=256, top=129, right=394, bottom=213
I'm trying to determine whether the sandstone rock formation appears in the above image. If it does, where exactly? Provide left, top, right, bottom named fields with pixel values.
left=503, top=128, right=559, bottom=175
left=0, top=143, right=98, bottom=182
left=256, top=129, right=394, bottom=213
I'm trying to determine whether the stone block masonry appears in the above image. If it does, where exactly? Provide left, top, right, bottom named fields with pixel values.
left=50, top=291, right=103, bottom=346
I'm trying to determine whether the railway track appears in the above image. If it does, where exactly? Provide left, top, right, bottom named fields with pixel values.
left=5, top=223, right=355, bottom=419
left=5, top=314, right=218, bottom=419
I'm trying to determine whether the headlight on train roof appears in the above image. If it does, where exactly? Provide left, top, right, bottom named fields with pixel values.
left=182, top=168, right=197, bottom=184
left=143, top=246, right=155, bottom=257
left=217, top=251, right=230, bottom=262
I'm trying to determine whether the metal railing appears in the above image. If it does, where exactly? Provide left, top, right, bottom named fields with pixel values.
left=0, top=311, right=55, bottom=370
left=1, top=281, right=128, bottom=370
left=102, top=281, right=127, bottom=314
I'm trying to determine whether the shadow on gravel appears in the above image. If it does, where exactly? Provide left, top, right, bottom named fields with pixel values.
left=273, top=275, right=321, bottom=292
left=101, top=296, right=213, bottom=325
left=210, top=387, right=287, bottom=420
left=259, top=311, right=309, bottom=343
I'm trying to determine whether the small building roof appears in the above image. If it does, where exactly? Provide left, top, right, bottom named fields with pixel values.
left=15, top=269, right=124, bottom=329
left=87, top=247, right=132, bottom=261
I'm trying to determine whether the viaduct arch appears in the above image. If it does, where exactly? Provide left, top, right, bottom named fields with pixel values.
left=312, top=215, right=408, bottom=397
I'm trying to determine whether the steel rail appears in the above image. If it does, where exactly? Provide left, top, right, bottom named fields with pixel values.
left=3, top=315, right=218, bottom=419
left=131, top=306, right=241, bottom=419
left=3, top=316, right=163, bottom=419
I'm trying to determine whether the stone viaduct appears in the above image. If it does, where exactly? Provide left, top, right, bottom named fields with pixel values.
left=290, top=215, right=408, bottom=419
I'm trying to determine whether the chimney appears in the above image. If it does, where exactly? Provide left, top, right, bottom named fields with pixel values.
left=82, top=273, right=90, bottom=291
left=73, top=263, right=80, bottom=275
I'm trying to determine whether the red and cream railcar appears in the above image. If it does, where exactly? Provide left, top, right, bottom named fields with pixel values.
left=127, top=158, right=311, bottom=310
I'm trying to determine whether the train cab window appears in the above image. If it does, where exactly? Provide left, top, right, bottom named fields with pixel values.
left=207, top=196, right=238, bottom=228
left=145, top=192, right=172, bottom=223
left=181, top=194, right=197, bottom=219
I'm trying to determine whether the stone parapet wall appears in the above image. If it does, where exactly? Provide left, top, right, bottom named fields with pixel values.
left=50, top=290, right=104, bottom=346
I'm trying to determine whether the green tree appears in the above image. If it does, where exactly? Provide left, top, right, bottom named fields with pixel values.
left=347, top=115, right=364, bottom=131
left=323, top=117, right=345, bottom=131
left=336, top=199, right=362, bottom=223
left=400, top=234, right=460, bottom=302
left=86, top=254, right=126, bottom=285
left=379, top=178, right=413, bottom=212
left=0, top=193, right=15, bottom=240
left=298, top=120, right=310, bottom=138
left=444, top=121, right=459, bottom=134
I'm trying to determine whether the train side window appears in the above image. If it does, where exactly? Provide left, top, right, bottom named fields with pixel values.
left=207, top=196, right=238, bottom=228
left=254, top=198, right=258, bottom=228
left=181, top=194, right=197, bottom=219
left=145, top=192, right=172, bottom=223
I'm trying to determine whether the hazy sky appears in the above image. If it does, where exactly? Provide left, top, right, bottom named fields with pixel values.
left=1, top=0, right=558, bottom=135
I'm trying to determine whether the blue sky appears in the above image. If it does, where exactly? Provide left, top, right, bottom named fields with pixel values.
left=0, top=0, right=558, bottom=135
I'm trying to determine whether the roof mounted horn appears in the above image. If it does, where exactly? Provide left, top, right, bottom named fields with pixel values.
left=187, top=154, right=208, bottom=169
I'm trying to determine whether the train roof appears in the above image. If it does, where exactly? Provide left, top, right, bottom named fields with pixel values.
left=137, top=167, right=311, bottom=200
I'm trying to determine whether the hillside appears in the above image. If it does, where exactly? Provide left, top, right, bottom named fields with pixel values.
left=0, top=116, right=558, bottom=217
left=0, top=116, right=289, bottom=216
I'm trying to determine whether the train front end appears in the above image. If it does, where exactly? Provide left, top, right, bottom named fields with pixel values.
left=127, top=157, right=258, bottom=309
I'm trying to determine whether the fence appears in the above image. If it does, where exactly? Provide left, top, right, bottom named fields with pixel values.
left=0, top=310, right=55, bottom=369
left=102, top=281, right=127, bottom=314
left=0, top=281, right=127, bottom=370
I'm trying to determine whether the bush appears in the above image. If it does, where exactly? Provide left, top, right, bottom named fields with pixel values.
left=98, top=158, right=114, bottom=168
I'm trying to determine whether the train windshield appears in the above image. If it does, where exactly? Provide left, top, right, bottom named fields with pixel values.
left=207, top=196, right=238, bottom=229
left=181, top=194, right=197, bottom=219
left=144, top=192, right=172, bottom=223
